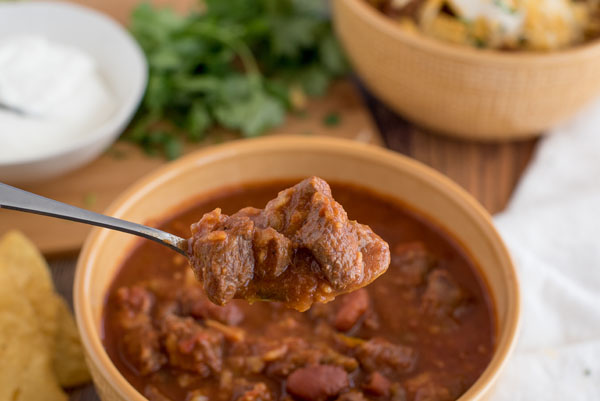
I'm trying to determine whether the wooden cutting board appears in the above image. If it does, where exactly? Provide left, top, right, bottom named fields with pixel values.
left=0, top=81, right=379, bottom=256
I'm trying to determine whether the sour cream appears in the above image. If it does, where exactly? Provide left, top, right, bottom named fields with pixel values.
left=0, top=35, right=114, bottom=163
left=450, top=0, right=525, bottom=38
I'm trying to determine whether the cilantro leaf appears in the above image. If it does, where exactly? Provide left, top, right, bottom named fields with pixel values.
left=319, top=31, right=349, bottom=75
left=268, top=16, right=320, bottom=58
left=186, top=101, right=212, bottom=141
left=214, top=91, right=285, bottom=137
left=296, top=65, right=331, bottom=96
left=127, top=0, right=349, bottom=159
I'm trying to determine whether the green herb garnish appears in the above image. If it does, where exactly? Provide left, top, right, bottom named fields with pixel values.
left=83, top=193, right=97, bottom=209
left=127, top=0, right=349, bottom=158
left=323, top=112, right=341, bottom=127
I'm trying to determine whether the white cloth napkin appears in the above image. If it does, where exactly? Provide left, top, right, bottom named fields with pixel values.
left=491, top=98, right=600, bottom=400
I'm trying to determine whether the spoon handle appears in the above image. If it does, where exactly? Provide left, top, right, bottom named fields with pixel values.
left=0, top=183, right=188, bottom=255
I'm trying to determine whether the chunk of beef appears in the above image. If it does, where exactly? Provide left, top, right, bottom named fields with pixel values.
left=189, top=209, right=255, bottom=305
left=120, top=324, right=165, bottom=376
left=334, top=289, right=370, bottom=332
left=116, top=285, right=153, bottom=327
left=285, top=190, right=364, bottom=288
left=422, top=270, right=465, bottom=316
left=261, top=177, right=389, bottom=290
left=189, top=208, right=295, bottom=306
left=115, top=286, right=165, bottom=375
left=253, top=226, right=293, bottom=278
left=286, top=365, right=349, bottom=401
left=391, top=242, right=433, bottom=286
left=356, top=338, right=416, bottom=377
left=363, top=372, right=391, bottom=397
left=188, top=177, right=390, bottom=310
left=161, top=315, right=224, bottom=377
left=404, top=373, right=452, bottom=401
left=180, top=285, right=244, bottom=325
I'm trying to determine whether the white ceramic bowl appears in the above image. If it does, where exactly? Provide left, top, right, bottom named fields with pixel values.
left=0, top=1, right=147, bottom=184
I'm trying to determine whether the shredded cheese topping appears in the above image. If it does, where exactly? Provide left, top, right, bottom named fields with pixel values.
left=372, top=0, right=600, bottom=50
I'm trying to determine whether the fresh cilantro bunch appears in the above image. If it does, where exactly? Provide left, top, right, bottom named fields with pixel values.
left=126, top=0, right=348, bottom=159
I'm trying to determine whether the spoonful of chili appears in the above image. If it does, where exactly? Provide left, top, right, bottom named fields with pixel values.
left=0, top=177, right=390, bottom=311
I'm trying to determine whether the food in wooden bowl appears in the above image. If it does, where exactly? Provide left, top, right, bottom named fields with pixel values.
left=366, top=0, right=600, bottom=50
left=74, top=136, right=520, bottom=401
left=332, top=0, right=600, bottom=140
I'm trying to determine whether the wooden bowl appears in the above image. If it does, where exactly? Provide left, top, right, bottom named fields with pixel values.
left=332, top=0, right=600, bottom=140
left=74, top=136, right=520, bottom=400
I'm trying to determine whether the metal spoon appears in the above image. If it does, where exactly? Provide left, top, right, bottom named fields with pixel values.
left=0, top=182, right=188, bottom=255
left=0, top=101, right=28, bottom=116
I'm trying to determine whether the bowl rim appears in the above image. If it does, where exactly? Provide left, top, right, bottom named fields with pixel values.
left=338, top=0, right=600, bottom=64
left=0, top=1, right=147, bottom=166
left=74, top=136, right=521, bottom=401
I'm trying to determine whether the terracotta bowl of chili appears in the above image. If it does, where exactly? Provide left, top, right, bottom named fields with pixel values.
left=74, top=136, right=520, bottom=401
left=332, top=0, right=600, bottom=141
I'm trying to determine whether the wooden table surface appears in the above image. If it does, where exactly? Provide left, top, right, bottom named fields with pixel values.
left=360, top=85, right=538, bottom=215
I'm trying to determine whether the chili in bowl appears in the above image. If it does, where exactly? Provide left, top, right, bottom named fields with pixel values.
left=74, top=136, right=520, bottom=401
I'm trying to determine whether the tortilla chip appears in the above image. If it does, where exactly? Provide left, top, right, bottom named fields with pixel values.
left=0, top=231, right=59, bottom=349
left=0, top=231, right=91, bottom=389
left=425, top=14, right=470, bottom=45
left=53, top=298, right=92, bottom=387
left=0, top=271, right=67, bottom=401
